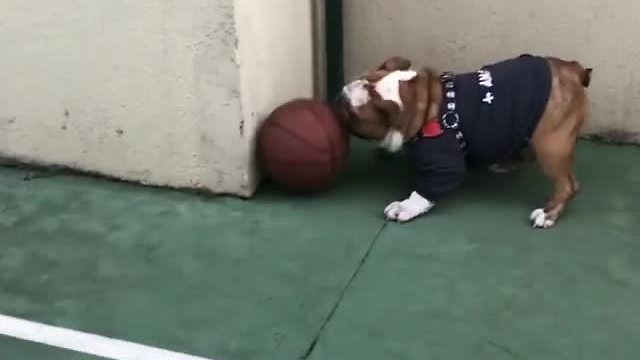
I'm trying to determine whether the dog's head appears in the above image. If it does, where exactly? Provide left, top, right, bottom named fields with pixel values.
left=333, top=56, right=430, bottom=153
left=333, top=78, right=393, bottom=141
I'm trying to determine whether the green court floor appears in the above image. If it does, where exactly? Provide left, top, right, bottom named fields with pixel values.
left=1, top=140, right=639, bottom=360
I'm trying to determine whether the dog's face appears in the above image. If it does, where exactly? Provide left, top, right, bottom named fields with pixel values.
left=334, top=79, right=389, bottom=141
left=333, top=57, right=416, bottom=152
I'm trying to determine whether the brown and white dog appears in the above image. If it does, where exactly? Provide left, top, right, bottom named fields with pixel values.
left=333, top=54, right=592, bottom=228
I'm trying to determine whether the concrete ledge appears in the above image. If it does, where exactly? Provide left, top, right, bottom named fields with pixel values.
left=0, top=0, right=315, bottom=197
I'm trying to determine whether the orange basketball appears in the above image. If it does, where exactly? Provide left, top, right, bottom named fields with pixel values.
left=257, top=98, right=350, bottom=192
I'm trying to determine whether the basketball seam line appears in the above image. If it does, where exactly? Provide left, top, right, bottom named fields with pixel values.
left=308, top=104, right=339, bottom=176
left=266, top=120, right=331, bottom=155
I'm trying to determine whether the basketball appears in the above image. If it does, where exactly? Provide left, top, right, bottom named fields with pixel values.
left=257, top=98, right=350, bottom=192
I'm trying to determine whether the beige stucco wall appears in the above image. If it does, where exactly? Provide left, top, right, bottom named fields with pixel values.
left=344, top=0, right=640, bottom=142
left=234, top=0, right=315, bottom=194
left=0, top=0, right=314, bottom=197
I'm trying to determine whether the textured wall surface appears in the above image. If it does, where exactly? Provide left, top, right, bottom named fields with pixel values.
left=234, top=0, right=315, bottom=193
left=343, top=0, right=640, bottom=142
left=0, top=0, right=314, bottom=196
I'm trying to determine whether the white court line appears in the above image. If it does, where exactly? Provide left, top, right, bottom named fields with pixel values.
left=0, top=314, right=215, bottom=360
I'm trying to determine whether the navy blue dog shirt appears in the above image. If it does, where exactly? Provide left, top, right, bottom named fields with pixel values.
left=406, top=54, right=552, bottom=202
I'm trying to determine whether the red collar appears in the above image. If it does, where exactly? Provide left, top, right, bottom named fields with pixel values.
left=421, top=119, right=443, bottom=137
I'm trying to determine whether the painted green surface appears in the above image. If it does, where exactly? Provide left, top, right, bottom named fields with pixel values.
left=310, top=141, right=640, bottom=360
left=0, top=142, right=389, bottom=360
left=0, top=140, right=638, bottom=360
left=0, top=336, right=104, bottom=360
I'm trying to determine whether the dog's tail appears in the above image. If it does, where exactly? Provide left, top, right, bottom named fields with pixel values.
left=547, top=57, right=593, bottom=88
left=581, top=67, right=593, bottom=88
left=571, top=60, right=593, bottom=88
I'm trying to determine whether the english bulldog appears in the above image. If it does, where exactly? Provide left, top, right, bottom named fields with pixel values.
left=333, top=54, right=592, bottom=228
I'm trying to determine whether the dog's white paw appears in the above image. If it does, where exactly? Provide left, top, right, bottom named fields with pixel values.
left=384, top=191, right=434, bottom=223
left=384, top=201, right=406, bottom=221
left=529, top=208, right=555, bottom=229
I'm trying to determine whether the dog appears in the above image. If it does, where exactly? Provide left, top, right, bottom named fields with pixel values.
left=333, top=54, right=592, bottom=228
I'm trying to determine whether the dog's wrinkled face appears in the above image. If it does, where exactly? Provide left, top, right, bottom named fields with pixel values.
left=335, top=79, right=389, bottom=140
left=334, top=64, right=418, bottom=153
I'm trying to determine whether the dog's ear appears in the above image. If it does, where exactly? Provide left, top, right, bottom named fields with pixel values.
left=363, top=69, right=390, bottom=83
left=358, top=56, right=412, bottom=83
left=378, top=56, right=412, bottom=71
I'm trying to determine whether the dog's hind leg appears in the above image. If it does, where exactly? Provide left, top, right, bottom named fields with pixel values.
left=529, top=106, right=586, bottom=228
left=529, top=133, right=579, bottom=228
left=528, top=58, right=590, bottom=228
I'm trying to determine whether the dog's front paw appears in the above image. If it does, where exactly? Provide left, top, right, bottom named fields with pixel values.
left=384, top=191, right=434, bottom=223
left=384, top=201, right=402, bottom=219
left=530, top=208, right=555, bottom=229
